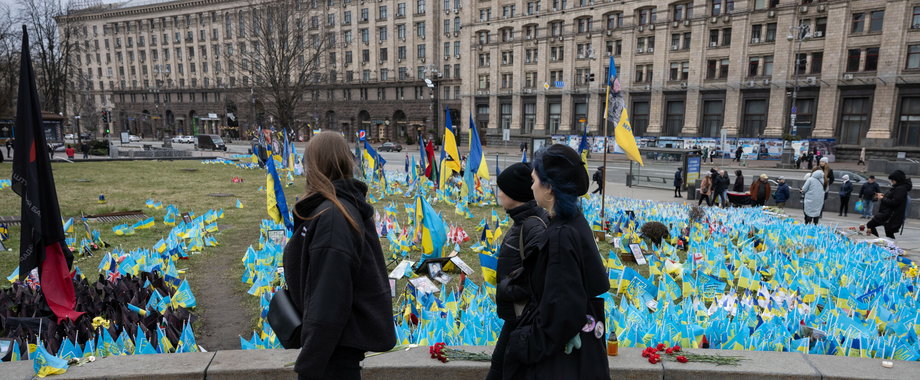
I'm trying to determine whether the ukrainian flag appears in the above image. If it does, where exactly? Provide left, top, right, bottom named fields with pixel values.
left=605, top=56, right=643, bottom=165
left=32, top=343, right=68, bottom=377
left=415, top=196, right=447, bottom=263
left=479, top=251, right=498, bottom=286
left=442, top=107, right=462, bottom=174
left=266, top=148, right=293, bottom=231
left=466, top=115, right=490, bottom=181
left=363, top=140, right=386, bottom=173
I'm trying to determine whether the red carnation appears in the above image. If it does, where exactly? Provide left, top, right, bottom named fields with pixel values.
left=676, top=355, right=689, bottom=363
left=656, top=343, right=666, bottom=351
left=672, top=345, right=681, bottom=352
left=665, top=348, right=674, bottom=354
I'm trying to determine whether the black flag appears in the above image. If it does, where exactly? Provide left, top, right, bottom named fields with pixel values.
left=11, top=25, right=83, bottom=322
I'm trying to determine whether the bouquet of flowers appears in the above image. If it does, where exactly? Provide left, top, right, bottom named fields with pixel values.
left=428, top=342, right=491, bottom=363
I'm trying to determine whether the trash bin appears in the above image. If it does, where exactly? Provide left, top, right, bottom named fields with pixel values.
left=687, top=182, right=698, bottom=201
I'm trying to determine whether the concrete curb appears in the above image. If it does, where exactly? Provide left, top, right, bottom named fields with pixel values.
left=2, top=346, right=919, bottom=380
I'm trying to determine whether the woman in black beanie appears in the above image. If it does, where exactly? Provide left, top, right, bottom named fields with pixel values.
left=866, top=170, right=913, bottom=239
left=487, top=162, right=549, bottom=380
left=502, top=144, right=610, bottom=380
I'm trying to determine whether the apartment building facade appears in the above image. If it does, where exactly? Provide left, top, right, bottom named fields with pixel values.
left=66, top=0, right=920, bottom=152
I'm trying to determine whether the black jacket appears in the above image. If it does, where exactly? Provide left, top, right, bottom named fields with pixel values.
left=673, top=170, right=683, bottom=187
left=496, top=201, right=549, bottom=321
left=710, top=170, right=726, bottom=194
left=283, top=178, right=396, bottom=377
left=871, top=178, right=913, bottom=232
left=733, top=175, right=745, bottom=192
left=860, top=182, right=881, bottom=200
left=503, top=213, right=611, bottom=380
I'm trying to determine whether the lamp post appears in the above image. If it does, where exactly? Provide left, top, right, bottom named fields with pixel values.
left=151, top=65, right=171, bottom=139
left=781, top=24, right=810, bottom=168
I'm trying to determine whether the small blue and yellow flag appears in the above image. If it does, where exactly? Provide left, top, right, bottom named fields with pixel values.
left=32, top=343, right=68, bottom=378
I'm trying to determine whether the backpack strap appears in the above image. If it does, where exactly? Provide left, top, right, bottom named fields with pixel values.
left=518, top=215, right=547, bottom=262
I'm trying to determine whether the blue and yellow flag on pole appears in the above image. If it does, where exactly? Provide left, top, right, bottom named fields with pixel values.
left=363, top=140, right=386, bottom=173
left=266, top=148, right=293, bottom=231
left=605, top=56, right=644, bottom=165
left=467, top=115, right=490, bottom=181
left=415, top=196, right=447, bottom=263
left=442, top=108, right=462, bottom=174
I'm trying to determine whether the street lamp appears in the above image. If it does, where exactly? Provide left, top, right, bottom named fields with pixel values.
left=151, top=65, right=171, bottom=139
left=787, top=24, right=811, bottom=143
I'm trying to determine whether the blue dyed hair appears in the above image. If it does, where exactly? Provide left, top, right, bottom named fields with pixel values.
left=532, top=147, right=582, bottom=220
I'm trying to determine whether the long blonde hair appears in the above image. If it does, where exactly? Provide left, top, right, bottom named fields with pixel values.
left=294, top=131, right=360, bottom=232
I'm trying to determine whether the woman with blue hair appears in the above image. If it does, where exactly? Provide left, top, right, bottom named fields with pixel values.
left=502, top=144, right=610, bottom=379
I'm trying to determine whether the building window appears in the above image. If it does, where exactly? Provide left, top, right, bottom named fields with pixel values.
left=664, top=101, right=685, bottom=136
left=501, top=73, right=513, bottom=88
left=479, top=7, right=491, bottom=22
left=765, top=23, right=777, bottom=42
left=637, top=7, right=657, bottom=26
left=550, top=70, right=563, bottom=85
left=551, top=46, right=564, bottom=61
left=839, top=97, right=871, bottom=145
left=525, top=48, right=538, bottom=63
left=908, top=45, right=920, bottom=69
left=501, top=51, right=513, bottom=65
left=810, top=52, right=822, bottom=74
left=669, top=61, right=689, bottom=81
left=792, top=98, right=816, bottom=138
left=632, top=101, right=650, bottom=136
left=711, top=0, right=734, bottom=16
left=741, top=99, right=768, bottom=137
left=846, top=49, right=861, bottom=72
left=550, top=21, right=563, bottom=36
left=478, top=52, right=490, bottom=67
left=576, top=17, right=592, bottom=33
left=500, top=103, right=512, bottom=130
left=865, top=47, right=879, bottom=71
left=913, top=6, right=920, bottom=29
left=751, top=24, right=762, bottom=43
left=701, top=100, right=724, bottom=137
left=672, top=2, right=692, bottom=21
left=548, top=102, right=561, bottom=134
left=525, top=71, right=537, bottom=87
left=852, top=13, right=865, bottom=34
left=478, top=74, right=490, bottom=89
left=523, top=102, right=536, bottom=133
left=898, top=97, right=920, bottom=146
left=869, top=10, right=884, bottom=32
left=605, top=13, right=622, bottom=29
left=748, top=57, right=760, bottom=77
left=573, top=101, right=587, bottom=131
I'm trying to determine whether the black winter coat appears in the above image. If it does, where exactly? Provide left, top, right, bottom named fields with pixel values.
left=503, top=213, right=611, bottom=380
left=496, top=201, right=549, bottom=321
left=733, top=175, right=745, bottom=192
left=871, top=179, right=913, bottom=233
left=673, top=170, right=683, bottom=187
left=860, top=182, right=881, bottom=200
left=283, top=178, right=396, bottom=377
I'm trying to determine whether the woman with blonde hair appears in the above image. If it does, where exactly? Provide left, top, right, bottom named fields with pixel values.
left=283, top=131, right=395, bottom=380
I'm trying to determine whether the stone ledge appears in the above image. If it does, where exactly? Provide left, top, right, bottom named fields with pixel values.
left=1, top=346, right=918, bottom=380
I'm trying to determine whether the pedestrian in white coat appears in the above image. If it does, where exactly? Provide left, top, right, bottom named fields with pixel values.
left=801, top=170, right=826, bottom=225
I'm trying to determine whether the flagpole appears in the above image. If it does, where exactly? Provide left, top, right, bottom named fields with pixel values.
left=601, top=84, right=610, bottom=223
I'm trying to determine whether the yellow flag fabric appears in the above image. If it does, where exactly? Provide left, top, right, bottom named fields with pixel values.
left=443, top=127, right=462, bottom=174
left=614, top=109, right=644, bottom=165
left=266, top=171, right=282, bottom=225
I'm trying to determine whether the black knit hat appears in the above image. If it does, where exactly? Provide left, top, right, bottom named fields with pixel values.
left=536, top=144, right=590, bottom=196
left=497, top=162, right=535, bottom=202
left=889, top=170, right=907, bottom=183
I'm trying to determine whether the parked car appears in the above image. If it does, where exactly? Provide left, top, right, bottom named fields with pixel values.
left=79, top=132, right=93, bottom=140
left=378, top=142, right=402, bottom=152
left=196, top=134, right=227, bottom=151
left=129, top=135, right=141, bottom=142
left=171, top=135, right=184, bottom=143
left=64, top=133, right=75, bottom=140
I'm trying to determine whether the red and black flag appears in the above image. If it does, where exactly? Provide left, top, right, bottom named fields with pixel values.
left=11, top=26, right=83, bottom=322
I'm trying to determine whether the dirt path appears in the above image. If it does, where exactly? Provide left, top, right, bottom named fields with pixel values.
left=192, top=237, right=251, bottom=351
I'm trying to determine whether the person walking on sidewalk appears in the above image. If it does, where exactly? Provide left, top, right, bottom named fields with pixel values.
left=773, top=176, right=790, bottom=208
left=802, top=170, right=826, bottom=225
left=733, top=146, right=743, bottom=163
left=838, top=175, right=853, bottom=217
left=857, top=147, right=866, bottom=166
left=718, top=170, right=730, bottom=207
left=81, top=142, right=90, bottom=159
left=698, top=174, right=713, bottom=207
left=859, top=176, right=881, bottom=219
left=591, top=166, right=605, bottom=194
left=749, top=174, right=771, bottom=207
left=674, top=167, right=683, bottom=198
left=866, top=170, right=913, bottom=239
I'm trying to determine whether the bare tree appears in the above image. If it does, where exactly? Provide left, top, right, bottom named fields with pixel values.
left=0, top=4, right=20, bottom=117
left=18, top=0, right=83, bottom=115
left=225, top=0, right=330, bottom=138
